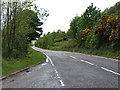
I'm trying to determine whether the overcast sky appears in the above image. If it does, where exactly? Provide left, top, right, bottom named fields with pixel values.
left=34, top=0, right=119, bottom=34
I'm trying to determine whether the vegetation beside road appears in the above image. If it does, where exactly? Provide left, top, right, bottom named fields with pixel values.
left=1, top=1, right=48, bottom=77
left=35, top=2, right=120, bottom=59
left=2, top=1, right=49, bottom=59
left=2, top=47, right=46, bottom=77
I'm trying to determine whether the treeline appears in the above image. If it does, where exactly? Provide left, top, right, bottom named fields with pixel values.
left=2, top=0, right=49, bottom=59
left=35, top=2, right=120, bottom=53
left=67, top=2, right=120, bottom=51
left=35, top=30, right=68, bottom=49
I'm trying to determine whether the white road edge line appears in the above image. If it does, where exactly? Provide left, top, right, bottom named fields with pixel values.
left=54, top=69, right=58, bottom=74
left=101, top=67, right=120, bottom=76
left=70, top=56, right=76, bottom=59
left=43, top=53, right=54, bottom=66
left=56, top=74, right=60, bottom=79
left=46, top=58, right=49, bottom=63
left=43, top=53, right=65, bottom=87
left=59, top=80, right=65, bottom=86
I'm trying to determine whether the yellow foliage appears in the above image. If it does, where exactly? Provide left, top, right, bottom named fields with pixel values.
left=109, top=35, right=113, bottom=41
left=94, top=25, right=105, bottom=32
left=116, top=16, right=119, bottom=20
left=107, top=15, right=120, bottom=29
left=111, top=29, right=116, bottom=34
left=82, top=37, right=86, bottom=40
left=82, top=29, right=90, bottom=40
left=82, top=29, right=90, bottom=35
left=109, top=29, right=117, bottom=41
left=94, top=15, right=120, bottom=41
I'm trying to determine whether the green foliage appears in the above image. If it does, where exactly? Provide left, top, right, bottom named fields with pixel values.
left=35, top=33, right=54, bottom=49
left=84, top=34, right=97, bottom=49
left=47, top=39, right=78, bottom=51
left=68, top=3, right=101, bottom=46
left=36, top=2, right=120, bottom=58
left=2, top=1, right=49, bottom=59
left=76, top=30, right=83, bottom=46
left=35, top=30, right=68, bottom=49
left=81, top=3, right=101, bottom=30
left=103, top=1, right=120, bottom=16
left=68, top=16, right=80, bottom=38
left=111, top=30, right=120, bottom=51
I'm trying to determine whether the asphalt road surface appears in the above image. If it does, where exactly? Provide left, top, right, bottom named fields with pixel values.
left=2, top=46, right=120, bottom=88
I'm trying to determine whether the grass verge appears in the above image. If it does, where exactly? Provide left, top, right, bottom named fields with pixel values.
left=2, top=47, right=46, bottom=77
left=47, top=40, right=120, bottom=60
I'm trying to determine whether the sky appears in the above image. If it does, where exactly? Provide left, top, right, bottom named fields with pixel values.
left=34, top=0, right=120, bottom=34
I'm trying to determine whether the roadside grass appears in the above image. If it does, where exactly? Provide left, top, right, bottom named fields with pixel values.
left=48, top=39, right=78, bottom=51
left=2, top=47, right=46, bottom=77
left=47, top=40, right=120, bottom=59
left=90, top=49, right=120, bottom=59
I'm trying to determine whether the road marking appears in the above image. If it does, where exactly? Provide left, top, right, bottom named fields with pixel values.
left=72, top=51, right=119, bottom=62
left=70, top=56, right=76, bottom=59
left=101, top=67, right=120, bottom=76
left=33, top=46, right=119, bottom=62
left=41, top=63, right=47, bottom=66
left=80, top=59, right=120, bottom=76
left=80, top=59, right=94, bottom=65
left=43, top=53, right=65, bottom=87
left=43, top=53, right=54, bottom=66
left=46, top=58, right=49, bottom=63
left=95, top=65, right=98, bottom=67
left=54, top=69, right=58, bottom=74
left=69, top=53, right=120, bottom=76
left=56, top=74, right=60, bottom=79
left=59, top=80, right=65, bottom=86
left=34, top=47, right=120, bottom=83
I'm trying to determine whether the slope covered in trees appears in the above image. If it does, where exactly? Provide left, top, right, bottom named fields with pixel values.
left=35, top=30, right=68, bottom=49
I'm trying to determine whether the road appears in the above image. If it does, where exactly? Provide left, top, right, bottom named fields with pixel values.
left=2, top=46, right=120, bottom=88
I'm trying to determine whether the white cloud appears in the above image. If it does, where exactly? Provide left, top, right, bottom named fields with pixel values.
left=34, top=0, right=120, bottom=34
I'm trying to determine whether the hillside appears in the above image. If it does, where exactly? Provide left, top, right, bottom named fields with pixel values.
left=35, top=2, right=120, bottom=59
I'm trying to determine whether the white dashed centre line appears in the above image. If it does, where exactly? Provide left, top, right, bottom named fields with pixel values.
left=80, top=59, right=94, bottom=65
left=101, top=67, right=120, bottom=76
left=80, top=59, right=120, bottom=76
left=69, top=55, right=120, bottom=76
left=70, top=56, right=77, bottom=59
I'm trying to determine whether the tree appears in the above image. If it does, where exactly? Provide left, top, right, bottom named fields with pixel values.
left=103, top=1, right=120, bottom=16
left=2, top=0, right=49, bottom=59
left=81, top=3, right=101, bottom=30
left=75, top=3, right=101, bottom=46
left=67, top=16, right=80, bottom=39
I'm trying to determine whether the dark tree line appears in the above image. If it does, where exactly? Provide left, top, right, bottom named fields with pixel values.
left=2, top=0, right=49, bottom=59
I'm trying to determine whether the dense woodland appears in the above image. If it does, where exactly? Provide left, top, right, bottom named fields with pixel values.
left=35, top=2, right=120, bottom=57
left=2, top=0, right=49, bottom=59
